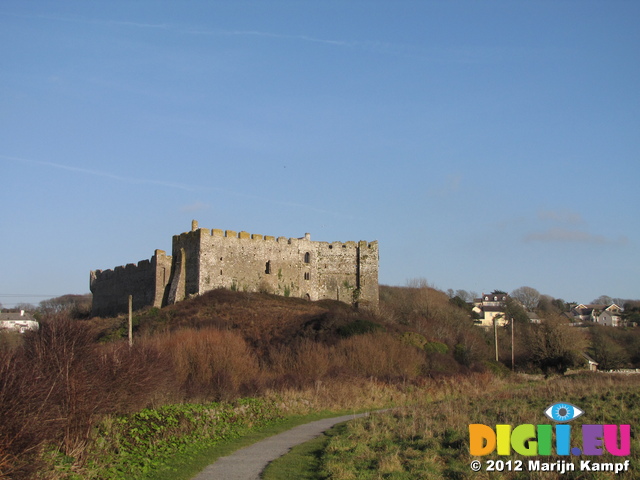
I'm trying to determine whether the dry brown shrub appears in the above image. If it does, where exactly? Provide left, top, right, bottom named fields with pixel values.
left=146, top=328, right=260, bottom=400
left=95, top=340, right=179, bottom=411
left=291, top=340, right=333, bottom=381
left=0, top=315, right=101, bottom=478
left=20, top=316, right=98, bottom=452
left=0, top=315, right=183, bottom=478
left=266, top=340, right=334, bottom=388
left=0, top=348, right=42, bottom=479
left=337, top=332, right=425, bottom=380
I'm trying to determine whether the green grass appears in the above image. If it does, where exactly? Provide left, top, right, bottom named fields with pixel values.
left=80, top=398, right=283, bottom=480
left=148, top=411, right=365, bottom=480
left=317, top=374, right=640, bottom=479
left=261, top=423, right=349, bottom=480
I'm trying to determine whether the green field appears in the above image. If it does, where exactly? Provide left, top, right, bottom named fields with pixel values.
left=266, top=373, right=640, bottom=479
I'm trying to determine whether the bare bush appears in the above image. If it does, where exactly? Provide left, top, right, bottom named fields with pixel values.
left=0, top=348, right=45, bottom=479
left=337, top=333, right=425, bottom=381
left=95, top=340, right=179, bottom=411
left=0, top=315, right=180, bottom=478
left=266, top=340, right=334, bottom=387
left=146, top=328, right=260, bottom=401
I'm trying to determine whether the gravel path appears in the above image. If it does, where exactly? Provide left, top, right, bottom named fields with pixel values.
left=190, top=412, right=372, bottom=480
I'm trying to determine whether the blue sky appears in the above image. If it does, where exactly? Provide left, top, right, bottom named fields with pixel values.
left=1, top=1, right=638, bottom=309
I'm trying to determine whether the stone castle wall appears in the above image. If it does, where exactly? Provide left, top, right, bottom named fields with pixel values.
left=90, top=221, right=378, bottom=316
left=90, top=250, right=172, bottom=317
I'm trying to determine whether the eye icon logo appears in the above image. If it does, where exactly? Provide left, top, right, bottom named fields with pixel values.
left=544, top=403, right=584, bottom=423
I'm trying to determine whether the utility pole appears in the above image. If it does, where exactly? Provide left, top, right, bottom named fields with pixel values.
left=511, top=317, right=515, bottom=371
left=128, top=295, right=133, bottom=347
left=494, top=315, right=499, bottom=362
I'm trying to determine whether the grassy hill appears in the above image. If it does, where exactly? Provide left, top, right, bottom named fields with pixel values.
left=129, top=288, right=388, bottom=351
left=0, top=285, right=494, bottom=478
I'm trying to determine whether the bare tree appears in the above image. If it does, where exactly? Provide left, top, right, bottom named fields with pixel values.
left=592, top=295, right=613, bottom=305
left=510, top=286, right=541, bottom=311
left=39, top=294, right=92, bottom=318
left=15, top=302, right=37, bottom=312
left=537, top=295, right=567, bottom=314
left=455, top=289, right=474, bottom=302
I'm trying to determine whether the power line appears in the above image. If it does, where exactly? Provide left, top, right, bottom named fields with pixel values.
left=0, top=294, right=74, bottom=297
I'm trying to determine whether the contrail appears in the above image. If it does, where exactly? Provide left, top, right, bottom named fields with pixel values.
left=2, top=154, right=352, bottom=218
left=1, top=154, right=198, bottom=191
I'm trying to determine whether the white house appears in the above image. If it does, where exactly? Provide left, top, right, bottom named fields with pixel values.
left=0, top=311, right=39, bottom=333
left=595, top=305, right=623, bottom=327
left=473, top=293, right=509, bottom=327
left=570, top=304, right=623, bottom=327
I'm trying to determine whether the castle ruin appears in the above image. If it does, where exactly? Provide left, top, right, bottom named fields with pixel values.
left=90, top=221, right=379, bottom=317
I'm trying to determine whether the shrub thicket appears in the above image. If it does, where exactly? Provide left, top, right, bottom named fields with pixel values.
left=0, top=316, right=175, bottom=478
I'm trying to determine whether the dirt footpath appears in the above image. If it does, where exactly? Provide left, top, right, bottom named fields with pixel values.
left=190, top=412, right=372, bottom=480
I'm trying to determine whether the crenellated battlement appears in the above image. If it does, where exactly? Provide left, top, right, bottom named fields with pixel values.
left=175, top=224, right=313, bottom=244
left=91, top=251, right=170, bottom=282
left=90, top=250, right=173, bottom=317
left=91, top=221, right=378, bottom=316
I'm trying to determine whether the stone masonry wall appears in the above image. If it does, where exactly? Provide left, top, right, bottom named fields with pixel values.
left=167, top=223, right=378, bottom=307
left=90, top=221, right=378, bottom=316
left=90, top=250, right=172, bottom=317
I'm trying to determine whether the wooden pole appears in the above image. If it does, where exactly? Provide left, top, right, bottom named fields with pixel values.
left=128, top=295, right=133, bottom=347
left=494, top=316, right=499, bottom=362
left=511, top=317, right=515, bottom=371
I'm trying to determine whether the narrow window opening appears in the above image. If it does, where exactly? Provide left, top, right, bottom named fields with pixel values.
left=304, top=252, right=310, bottom=263
left=265, top=261, right=271, bottom=274
left=304, top=272, right=310, bottom=280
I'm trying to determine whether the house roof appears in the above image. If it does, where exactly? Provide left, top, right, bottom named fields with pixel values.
left=577, top=304, right=621, bottom=311
left=0, top=312, right=36, bottom=321
left=481, top=293, right=508, bottom=301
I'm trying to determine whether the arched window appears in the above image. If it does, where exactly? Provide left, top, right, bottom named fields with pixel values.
left=304, top=252, right=310, bottom=263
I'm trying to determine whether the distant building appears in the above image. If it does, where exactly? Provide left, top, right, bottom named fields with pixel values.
left=526, top=311, right=541, bottom=324
left=473, top=293, right=509, bottom=327
left=570, top=304, right=623, bottom=326
left=583, top=353, right=599, bottom=372
left=0, top=311, right=39, bottom=333
left=91, top=220, right=379, bottom=317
